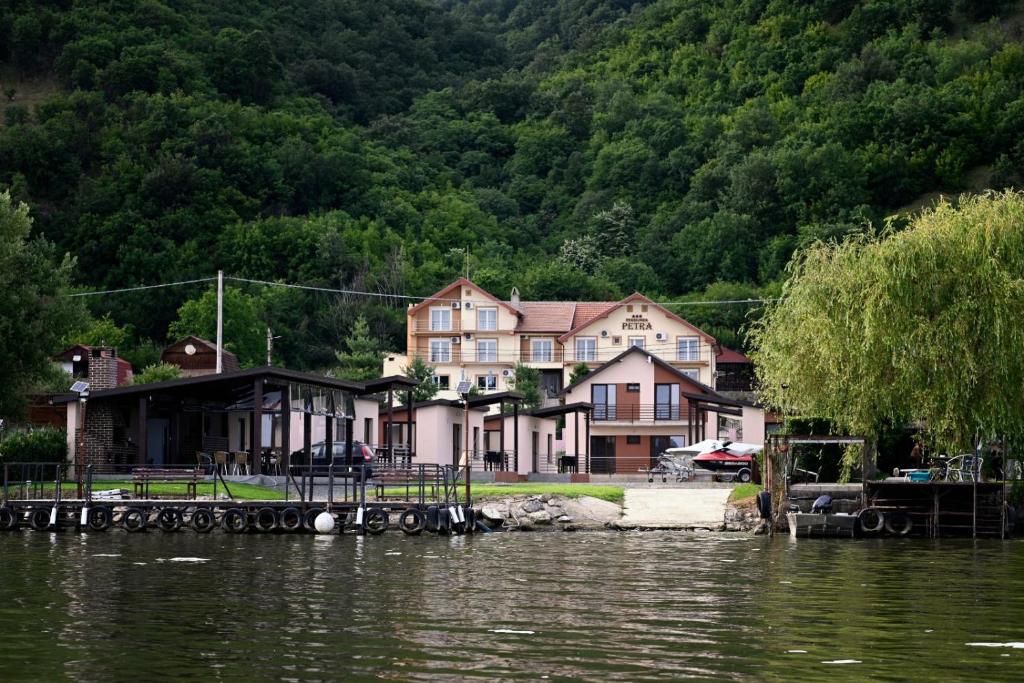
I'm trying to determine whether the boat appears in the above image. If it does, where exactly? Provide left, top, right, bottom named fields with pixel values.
left=691, top=447, right=757, bottom=482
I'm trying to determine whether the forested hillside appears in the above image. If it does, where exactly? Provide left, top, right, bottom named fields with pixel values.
left=1, top=0, right=1022, bottom=371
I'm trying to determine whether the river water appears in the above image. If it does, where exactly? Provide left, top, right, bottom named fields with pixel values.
left=0, top=530, right=1022, bottom=681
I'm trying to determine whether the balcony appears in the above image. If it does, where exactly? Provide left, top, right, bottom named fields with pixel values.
left=591, top=404, right=688, bottom=423
left=412, top=320, right=462, bottom=334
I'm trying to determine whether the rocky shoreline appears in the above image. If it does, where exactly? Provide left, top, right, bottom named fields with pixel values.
left=472, top=494, right=763, bottom=533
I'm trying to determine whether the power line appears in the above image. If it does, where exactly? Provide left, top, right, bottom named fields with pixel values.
left=62, top=273, right=777, bottom=307
left=64, top=277, right=217, bottom=297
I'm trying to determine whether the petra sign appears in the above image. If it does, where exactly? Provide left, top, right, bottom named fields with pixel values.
left=622, top=315, right=653, bottom=330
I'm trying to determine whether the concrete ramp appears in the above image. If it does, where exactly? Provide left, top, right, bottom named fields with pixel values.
left=618, top=488, right=731, bottom=529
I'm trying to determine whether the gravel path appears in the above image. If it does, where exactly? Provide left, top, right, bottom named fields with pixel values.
left=618, top=488, right=731, bottom=529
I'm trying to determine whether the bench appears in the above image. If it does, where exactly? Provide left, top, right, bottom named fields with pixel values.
left=374, top=470, right=438, bottom=501
left=131, top=468, right=202, bottom=499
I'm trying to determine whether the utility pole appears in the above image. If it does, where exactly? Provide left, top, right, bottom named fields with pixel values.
left=266, top=327, right=280, bottom=366
left=216, top=270, right=224, bottom=374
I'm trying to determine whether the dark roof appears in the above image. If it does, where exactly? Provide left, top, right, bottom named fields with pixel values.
left=466, top=391, right=525, bottom=408
left=361, top=375, right=421, bottom=393
left=560, top=346, right=721, bottom=398
left=162, top=335, right=240, bottom=372
left=529, top=402, right=593, bottom=418
left=716, top=346, right=751, bottom=364
left=85, top=366, right=366, bottom=401
left=378, top=398, right=488, bottom=412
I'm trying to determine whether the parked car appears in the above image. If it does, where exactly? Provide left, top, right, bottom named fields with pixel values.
left=290, top=441, right=374, bottom=479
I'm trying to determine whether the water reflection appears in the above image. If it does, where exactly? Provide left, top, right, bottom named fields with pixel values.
left=0, top=531, right=1022, bottom=681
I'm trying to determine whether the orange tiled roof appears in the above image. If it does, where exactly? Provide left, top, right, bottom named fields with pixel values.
left=515, top=302, right=578, bottom=332
left=570, top=302, right=618, bottom=329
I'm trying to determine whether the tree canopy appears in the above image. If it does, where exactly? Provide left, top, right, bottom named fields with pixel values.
left=749, top=191, right=1024, bottom=451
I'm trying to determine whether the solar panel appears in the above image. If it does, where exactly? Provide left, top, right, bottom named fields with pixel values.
left=455, top=380, right=472, bottom=395
left=70, top=381, right=90, bottom=394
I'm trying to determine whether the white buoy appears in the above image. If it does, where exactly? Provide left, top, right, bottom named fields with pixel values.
left=80, top=507, right=90, bottom=526
left=314, top=512, right=335, bottom=534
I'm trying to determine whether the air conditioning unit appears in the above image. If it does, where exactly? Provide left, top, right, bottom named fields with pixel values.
left=600, top=330, right=609, bottom=338
left=520, top=335, right=530, bottom=340
left=464, top=302, right=474, bottom=310
left=501, top=369, right=514, bottom=378
left=451, top=337, right=461, bottom=344
left=451, top=302, right=461, bottom=309
left=655, top=332, right=667, bottom=341
left=464, top=333, right=473, bottom=340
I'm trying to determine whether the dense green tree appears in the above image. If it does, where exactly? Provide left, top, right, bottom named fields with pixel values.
left=168, top=286, right=264, bottom=368
left=401, top=356, right=437, bottom=404
left=331, top=315, right=387, bottom=381
left=131, top=362, right=182, bottom=385
left=508, top=362, right=542, bottom=411
left=0, top=192, right=83, bottom=418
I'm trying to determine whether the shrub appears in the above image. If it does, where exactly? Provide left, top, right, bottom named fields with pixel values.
left=0, top=428, right=68, bottom=464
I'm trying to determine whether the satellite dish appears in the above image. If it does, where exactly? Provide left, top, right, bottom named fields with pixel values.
left=184, top=343, right=197, bottom=356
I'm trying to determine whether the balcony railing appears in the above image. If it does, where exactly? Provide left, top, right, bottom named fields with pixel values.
left=405, top=346, right=715, bottom=366
left=591, top=404, right=687, bottom=423
left=413, top=320, right=462, bottom=333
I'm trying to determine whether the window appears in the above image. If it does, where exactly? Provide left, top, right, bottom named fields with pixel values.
left=429, top=339, right=451, bottom=363
left=477, top=307, right=497, bottom=331
left=477, top=375, right=498, bottom=391
left=677, top=336, right=700, bottom=361
left=626, top=383, right=640, bottom=393
left=576, top=337, right=597, bottom=362
left=477, top=339, right=497, bottom=362
left=592, top=384, right=617, bottom=420
left=531, top=339, right=553, bottom=362
left=626, top=435, right=641, bottom=445
left=432, top=375, right=450, bottom=389
left=363, top=418, right=373, bottom=443
left=681, top=369, right=700, bottom=381
left=629, top=336, right=645, bottom=349
left=655, top=383, right=680, bottom=420
left=429, top=307, right=452, bottom=331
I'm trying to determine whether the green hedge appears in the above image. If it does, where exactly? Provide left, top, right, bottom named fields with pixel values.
left=0, top=428, right=68, bottom=464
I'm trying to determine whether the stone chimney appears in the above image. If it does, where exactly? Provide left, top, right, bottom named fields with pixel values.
left=510, top=286, right=521, bottom=307
left=87, top=347, right=119, bottom=390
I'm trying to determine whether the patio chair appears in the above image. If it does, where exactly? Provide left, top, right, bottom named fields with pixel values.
left=195, top=451, right=214, bottom=475
left=946, top=454, right=983, bottom=482
left=213, top=451, right=230, bottom=475
left=231, top=451, right=250, bottom=476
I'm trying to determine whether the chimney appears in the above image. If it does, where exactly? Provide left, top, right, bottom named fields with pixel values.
left=510, top=286, right=520, bottom=307
left=87, top=347, right=119, bottom=390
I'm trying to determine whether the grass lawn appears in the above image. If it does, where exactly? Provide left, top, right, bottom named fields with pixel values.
left=32, top=481, right=286, bottom=501
left=468, top=483, right=624, bottom=505
left=728, top=483, right=763, bottom=503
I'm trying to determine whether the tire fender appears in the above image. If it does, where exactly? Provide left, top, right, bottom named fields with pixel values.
left=884, top=511, right=913, bottom=536
left=156, top=508, right=183, bottom=532
left=0, top=506, right=19, bottom=531
left=122, top=507, right=148, bottom=532
left=222, top=508, right=248, bottom=533
left=87, top=506, right=113, bottom=532
left=253, top=507, right=278, bottom=532
left=364, top=508, right=389, bottom=535
left=190, top=508, right=216, bottom=533
left=858, top=507, right=885, bottom=534
left=303, top=508, right=325, bottom=532
left=279, top=507, right=302, bottom=532
left=398, top=508, right=426, bottom=535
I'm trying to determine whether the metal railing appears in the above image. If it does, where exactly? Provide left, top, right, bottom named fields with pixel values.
left=413, top=320, right=462, bottom=333
left=591, top=404, right=688, bottom=422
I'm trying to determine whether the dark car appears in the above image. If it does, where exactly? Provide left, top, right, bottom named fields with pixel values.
left=291, top=441, right=375, bottom=479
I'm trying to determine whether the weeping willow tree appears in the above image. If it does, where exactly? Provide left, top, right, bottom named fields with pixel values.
left=750, top=191, right=1024, bottom=453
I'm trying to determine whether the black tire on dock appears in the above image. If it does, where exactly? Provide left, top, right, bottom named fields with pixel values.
left=28, top=508, right=51, bottom=531
left=156, top=508, right=183, bottom=532
left=0, top=506, right=19, bottom=531
left=303, top=508, right=325, bottom=532
left=279, top=507, right=302, bottom=532
left=756, top=491, right=772, bottom=519
left=223, top=508, right=248, bottom=533
left=398, top=508, right=426, bottom=535
left=253, top=507, right=278, bottom=532
left=857, top=507, right=885, bottom=534
left=884, top=511, right=913, bottom=536
left=364, top=508, right=389, bottom=535
left=122, top=508, right=147, bottom=532
left=425, top=505, right=440, bottom=532
left=463, top=506, right=475, bottom=533
left=86, top=507, right=113, bottom=532
left=190, top=508, right=216, bottom=533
